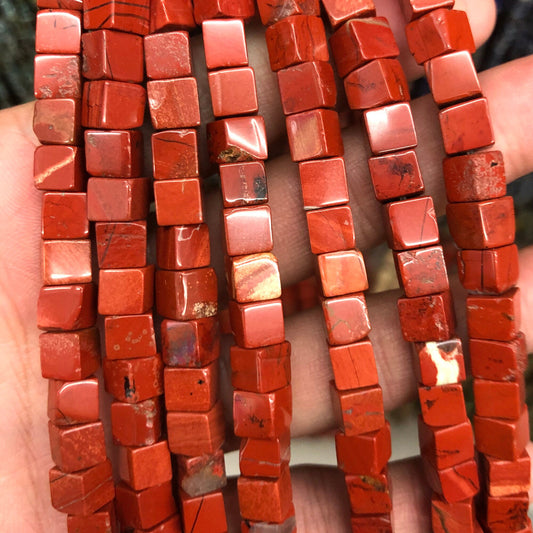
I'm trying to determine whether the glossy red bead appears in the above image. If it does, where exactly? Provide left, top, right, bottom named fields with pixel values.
left=33, top=98, right=81, bottom=145
left=152, top=129, right=199, bottom=180
left=42, top=193, right=88, bottom=239
left=329, top=339, right=379, bottom=390
left=66, top=501, right=117, bottom=533
left=144, top=31, right=191, bottom=79
left=423, top=457, right=479, bottom=503
left=42, top=239, right=92, bottom=286
left=48, top=378, right=99, bottom=425
left=219, top=161, right=268, bottom=207
left=321, top=0, right=375, bottom=28
left=257, top=0, right=319, bottom=26
left=419, top=383, right=467, bottom=427
left=240, top=433, right=290, bottom=478
left=414, top=338, right=466, bottom=386
left=111, top=398, right=161, bottom=446
left=36, top=9, right=81, bottom=54
left=400, top=0, right=453, bottom=22
left=95, top=221, right=147, bottom=269
left=306, top=205, right=355, bottom=254
left=34, top=145, right=84, bottom=191
left=318, top=250, right=368, bottom=297
left=224, top=205, right=273, bottom=256
left=481, top=451, right=531, bottom=498
left=34, top=54, right=81, bottom=99
left=431, top=495, right=477, bottom=533
left=154, top=178, right=203, bottom=226
left=474, top=378, right=524, bottom=420
left=149, top=0, right=195, bottom=34
left=177, top=448, right=226, bottom=497
left=180, top=488, right=228, bottom=533
left=83, top=0, right=150, bottom=35
left=484, top=493, right=530, bottom=532
left=345, top=471, right=391, bottom=514
left=157, top=224, right=210, bottom=271
left=193, top=0, right=255, bottom=23
left=104, top=313, right=156, bottom=359
left=208, top=67, right=258, bottom=118
left=299, top=157, right=349, bottom=209
left=202, top=19, right=248, bottom=70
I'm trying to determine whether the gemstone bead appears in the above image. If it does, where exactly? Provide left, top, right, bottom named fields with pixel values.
left=208, top=67, right=258, bottom=118
left=48, top=378, right=100, bottom=425
left=34, top=145, right=84, bottom=191
left=83, top=0, right=151, bottom=35
left=111, top=398, right=162, bottom=446
left=414, top=338, right=466, bottom=386
left=144, top=31, right=191, bottom=79
left=202, top=19, right=248, bottom=69
left=322, top=293, right=371, bottom=346
left=33, top=98, right=81, bottom=145
left=257, top=0, right=320, bottom=26
left=299, top=157, right=349, bottom=209
left=154, top=179, right=204, bottom=226
left=224, top=205, right=273, bottom=256
left=152, top=129, right=199, bottom=179
left=329, top=339, right=379, bottom=390
left=42, top=193, right=88, bottom=239
left=95, top=221, right=147, bottom=269
left=41, top=240, right=92, bottom=285
left=177, top=448, right=227, bottom=497
left=34, top=54, right=81, bottom=99
left=104, top=314, right=156, bottom=359
left=219, top=161, right=267, bottom=207
left=180, top=489, right=228, bottom=533
left=36, top=9, right=82, bottom=54
left=149, top=0, right=195, bottom=33
left=418, top=384, right=468, bottom=427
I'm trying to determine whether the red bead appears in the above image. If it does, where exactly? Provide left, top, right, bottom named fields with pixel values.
left=34, top=54, right=81, bottom=99
left=350, top=515, right=392, bottom=533
left=157, top=224, right=209, bottom=271
left=48, top=378, right=99, bottom=425
left=400, top=0, right=454, bottom=22
left=330, top=17, right=399, bottom=79
left=423, top=457, right=479, bottom=503
left=83, top=0, right=150, bottom=35
left=265, top=15, right=328, bottom=72
left=345, top=471, right=391, bottom=514
left=406, top=8, right=475, bottom=65
left=161, top=317, right=220, bottom=368
left=431, top=495, right=477, bottom=533
left=240, top=433, right=290, bottom=478
left=321, top=0, right=375, bottom=29
left=33, top=98, right=81, bottom=145
left=180, top=488, right=228, bottom=533
left=95, top=221, right=147, bottom=269
left=439, top=98, right=494, bottom=155
left=156, top=268, right=218, bottom=321
left=467, top=288, right=521, bottom=342
left=229, top=299, right=285, bottom=349
left=208, top=67, right=258, bottom=118
left=37, top=284, right=96, bottom=331
left=67, top=501, right=117, bottom=533
left=42, top=240, right=92, bottom=286
left=144, top=31, right=191, bottom=80
left=286, top=108, right=343, bottom=161
left=220, top=161, right=268, bottom=207
left=329, top=339, right=379, bottom=390
left=484, top=493, right=530, bottom=532
left=202, top=19, right=248, bottom=70
left=104, top=314, right=156, bottom=360
left=111, top=398, right=161, bottom=446
left=257, top=0, right=320, bottom=26
left=481, top=451, right=531, bottom=498
left=207, top=116, right=268, bottom=163
left=34, top=145, right=84, bottom=191
left=474, top=378, right=525, bottom=420
left=177, top=448, right=226, bottom=496
left=49, top=420, right=107, bottom=473
left=82, top=81, right=145, bottom=130
left=318, top=250, right=368, bottom=297
left=38, top=0, right=82, bottom=8
left=35, top=9, right=81, bottom=54
left=306, top=205, right=355, bottom=254
left=103, top=356, right=163, bottom=403
left=154, top=179, right=203, bottom=226
left=81, top=30, right=143, bottom=82
left=364, top=102, right=417, bottom=155
left=152, top=129, right=199, bottom=180
left=418, top=383, right=467, bottom=427
left=87, top=177, right=150, bottom=222
left=149, top=0, right=195, bottom=33
left=42, top=193, right=88, bottom=239
left=147, top=78, right=200, bottom=130
left=193, top=0, right=255, bottom=23
left=224, top=205, right=273, bottom=256
left=167, top=402, right=225, bottom=456
left=299, top=157, right=349, bottom=209
left=321, top=293, right=371, bottom=346
left=40, top=328, right=100, bottom=380
left=277, top=61, right=336, bottom=115
left=414, top=338, right=466, bottom=386
left=134, top=513, right=180, bottom=532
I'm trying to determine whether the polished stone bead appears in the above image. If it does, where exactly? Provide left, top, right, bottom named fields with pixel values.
left=257, top=0, right=319, bottom=25
left=229, top=299, right=285, bottom=348
left=335, top=423, right=391, bottom=475
left=42, top=239, right=92, bottom=286
left=439, top=98, right=494, bottom=155
left=40, top=328, right=100, bottom=380
left=95, top=221, right=147, bottom=269
left=322, top=293, right=371, bottom=346
left=299, top=157, right=349, bottom=209
left=85, top=130, right=142, bottom=178
left=156, top=268, right=218, bottom=321
left=157, top=224, right=210, bottom=271
left=49, top=420, right=107, bottom=473
left=318, top=250, right=368, bottom=297
left=33, top=98, right=81, bottom=145
left=87, top=177, right=150, bottom=222
left=161, top=317, right=220, bottom=368
left=38, top=0, right=82, bottom=8
left=144, top=31, right=191, bottom=79
left=48, top=378, right=99, bottom=425
left=220, top=161, right=268, bottom=207
left=384, top=196, right=439, bottom=250
left=351, top=515, right=392, bottom=533
left=209, top=67, right=258, bottom=118
left=234, top=386, right=292, bottom=439
left=400, top=0, right=454, bottom=22
left=42, top=193, right=88, bottom=239
left=240, top=433, right=290, bottom=478
left=224, top=205, right=273, bottom=256
left=82, top=30, right=143, bottom=82
left=83, top=0, right=150, bottom=35
left=414, top=338, right=465, bottom=386
left=467, top=288, right=521, bottom=342
left=167, top=402, right=225, bottom=456
left=398, top=291, right=455, bottom=342
left=34, top=54, right=81, bottom=99
left=202, top=19, right=249, bottom=69
left=111, top=398, right=161, bottom=446
left=180, top=488, right=228, bottom=533
left=419, top=383, right=467, bottom=427
left=329, top=339, right=379, bottom=390
left=106, top=314, right=153, bottom=361
left=207, top=116, right=268, bottom=163
left=423, top=457, right=479, bottom=503
left=321, top=0, right=375, bottom=28
left=368, top=149, right=424, bottom=201
left=306, top=206, right=355, bottom=254
left=330, top=17, right=399, bottom=79
left=431, top=495, right=477, bottom=533
left=177, top=448, right=227, bottom=497
left=36, top=9, right=81, bottom=54
left=265, top=15, right=328, bottom=72
left=82, top=81, right=145, bottom=129
left=37, top=283, right=96, bottom=331
left=154, top=178, right=203, bottom=227
left=345, top=471, right=391, bottom=514
left=103, top=356, right=163, bottom=403
left=277, top=61, right=336, bottom=115
left=147, top=78, right=200, bottom=130
left=481, top=451, right=531, bottom=498
left=118, top=440, right=172, bottom=492
left=152, top=129, right=199, bottom=180
left=149, top=0, right=195, bottom=33
left=34, top=145, right=84, bottom=191
left=231, top=341, right=291, bottom=394
left=193, top=0, right=255, bottom=22
left=66, top=501, right=117, bottom=532
left=484, top=493, right=530, bottom=532
left=474, top=378, right=525, bottom=420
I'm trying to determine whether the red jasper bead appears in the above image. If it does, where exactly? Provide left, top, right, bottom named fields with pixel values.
left=240, top=433, right=290, bottom=478
left=66, top=502, right=117, bottom=533
left=229, top=299, right=285, bottom=349
left=104, top=314, right=156, bottom=360
left=152, top=129, right=199, bottom=180
left=36, top=9, right=81, bottom=54
left=208, top=67, right=258, bottom=118
left=103, top=356, right=163, bottom=403
left=34, top=54, right=81, bottom=99
left=257, top=0, right=320, bottom=26
left=83, top=0, right=150, bottom=35
left=322, top=292, right=371, bottom=346
left=439, top=97, right=494, bottom=155
left=423, top=457, right=479, bottom=503
left=224, top=205, right=273, bottom=256
left=431, top=495, right=477, bottom=533
left=49, top=420, right=107, bottom=473
left=318, top=250, right=368, bottom=297
left=42, top=239, right=92, bottom=286
left=42, top=193, right=88, bottom=239
left=34, top=145, right=84, bottom=191
left=40, top=328, right=100, bottom=380
left=400, top=0, right=453, bottom=22
left=48, top=378, right=99, bottom=425
left=167, top=402, right=225, bottom=456
left=265, top=15, right=328, bottom=72
left=306, top=205, right=355, bottom=254
left=111, top=398, right=161, bottom=446
left=149, top=0, right=195, bottom=33
left=418, top=383, right=467, bottom=427
left=118, top=440, right=172, bottom=492
left=82, top=81, right=146, bottom=130
left=299, top=157, right=349, bottom=209
left=202, top=19, right=248, bottom=70
left=157, top=224, right=210, bottom=271
left=37, top=283, right=96, bottom=331
left=177, top=448, right=226, bottom=497
left=351, top=515, right=392, bottom=533
left=144, top=31, right=191, bottom=80
left=81, top=30, right=143, bottom=82
left=277, top=61, right=336, bottom=115
left=161, top=317, right=220, bottom=368
left=330, top=17, right=399, bottom=79
left=156, top=268, right=218, bottom=321
left=345, top=471, right=391, bottom=514
left=220, top=161, right=268, bottom=207
left=33, top=98, right=81, bottom=145
left=180, top=488, right=228, bottom=533
left=321, top=0, right=375, bottom=29
left=87, top=177, right=150, bottom=222
left=95, top=221, right=147, bottom=269
left=38, top=0, right=82, bottom=8
left=484, top=493, right=530, bottom=532
left=414, top=338, right=466, bottom=386
left=154, top=178, right=204, bottom=226
left=193, top=0, right=255, bottom=23
left=481, top=451, right=531, bottom=498
left=474, top=378, right=525, bottom=420
left=329, top=339, right=379, bottom=390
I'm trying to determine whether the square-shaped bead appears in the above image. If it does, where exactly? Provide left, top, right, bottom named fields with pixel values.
left=144, top=31, right=191, bottom=79
left=240, top=433, right=290, bottom=478
left=321, top=0, right=374, bottom=28
left=95, top=221, right=147, bottom=269
left=149, top=0, right=195, bottom=33
left=481, top=451, right=531, bottom=498
left=423, top=457, right=479, bottom=503
left=202, top=19, right=248, bottom=70
left=430, top=494, right=477, bottom=533
left=329, top=339, right=379, bottom=390
left=178, top=448, right=227, bottom=497
left=42, top=239, right=92, bottom=285
left=111, top=398, right=161, bottom=446
left=34, top=54, right=81, bottom=99
left=42, top=193, right=88, bottom=239
left=484, top=493, right=530, bottom=532
left=224, top=205, right=273, bottom=256
left=474, top=378, right=525, bottom=420
left=194, top=0, right=255, bottom=23
left=322, top=293, right=371, bottom=345
left=152, top=129, right=199, bottom=180
left=180, top=489, right=227, bottom=533
left=48, top=377, right=100, bottom=425
left=66, top=503, right=117, bottom=533
left=157, top=224, right=210, bottom=271
left=400, top=0, right=454, bottom=22
left=209, top=67, right=258, bottom=117
left=318, top=250, right=368, bottom=297
left=306, top=206, right=355, bottom=254
left=104, top=313, right=156, bottom=359
left=83, top=0, right=150, bottom=35
left=154, top=178, right=204, bottom=226
left=36, top=9, right=81, bottom=54
left=220, top=161, right=268, bottom=207
left=345, top=471, right=391, bottom=514
left=419, top=383, right=467, bottom=427
left=34, top=145, right=84, bottom=191
left=414, top=338, right=465, bottom=386
left=33, top=98, right=81, bottom=145
left=257, top=0, right=320, bottom=26
left=299, top=157, right=349, bottom=209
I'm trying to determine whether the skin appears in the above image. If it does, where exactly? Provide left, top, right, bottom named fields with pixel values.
left=1, top=0, right=532, bottom=531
